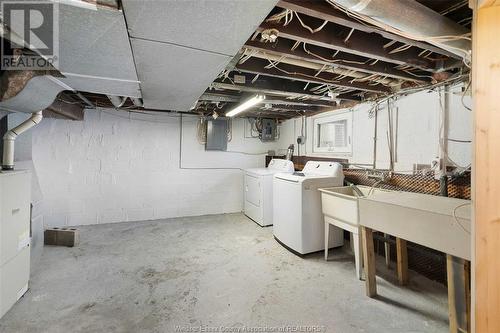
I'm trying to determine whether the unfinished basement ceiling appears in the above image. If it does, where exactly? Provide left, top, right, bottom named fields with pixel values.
left=56, top=2, right=140, bottom=98
left=121, top=0, right=280, bottom=111
left=0, top=0, right=472, bottom=119
left=195, top=0, right=472, bottom=119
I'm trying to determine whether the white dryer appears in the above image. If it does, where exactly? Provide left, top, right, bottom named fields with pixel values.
left=273, top=161, right=345, bottom=254
left=244, top=159, right=295, bottom=226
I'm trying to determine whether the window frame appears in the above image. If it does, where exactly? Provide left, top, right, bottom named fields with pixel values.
left=312, top=111, right=353, bottom=154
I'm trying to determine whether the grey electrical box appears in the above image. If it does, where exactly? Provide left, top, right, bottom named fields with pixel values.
left=206, top=118, right=228, bottom=151
left=260, top=118, right=277, bottom=142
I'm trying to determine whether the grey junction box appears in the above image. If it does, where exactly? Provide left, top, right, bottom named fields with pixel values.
left=205, top=118, right=228, bottom=151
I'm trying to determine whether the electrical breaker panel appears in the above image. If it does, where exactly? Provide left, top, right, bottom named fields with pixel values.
left=260, top=118, right=276, bottom=142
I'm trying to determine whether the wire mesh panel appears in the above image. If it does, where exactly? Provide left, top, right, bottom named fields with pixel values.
left=343, top=169, right=471, bottom=199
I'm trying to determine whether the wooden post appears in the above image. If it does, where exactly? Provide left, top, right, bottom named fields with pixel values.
left=361, top=226, right=377, bottom=297
left=473, top=2, right=500, bottom=332
left=396, top=238, right=409, bottom=286
left=447, top=255, right=471, bottom=333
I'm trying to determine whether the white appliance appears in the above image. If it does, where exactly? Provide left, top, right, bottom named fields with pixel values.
left=244, top=159, right=295, bottom=226
left=0, top=170, right=31, bottom=319
left=273, top=161, right=345, bottom=254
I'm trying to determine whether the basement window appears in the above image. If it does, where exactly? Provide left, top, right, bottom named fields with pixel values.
left=313, top=112, right=352, bottom=154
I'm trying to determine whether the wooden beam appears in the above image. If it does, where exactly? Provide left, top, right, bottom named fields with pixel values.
left=396, top=238, right=409, bottom=286
left=216, top=101, right=321, bottom=113
left=337, top=90, right=373, bottom=101
left=362, top=226, right=377, bottom=297
left=259, top=17, right=439, bottom=72
left=239, top=109, right=292, bottom=118
left=196, top=103, right=293, bottom=119
left=236, top=58, right=392, bottom=94
left=199, top=92, right=240, bottom=103
left=473, top=4, right=500, bottom=333
left=245, top=39, right=428, bottom=83
left=478, top=0, right=500, bottom=8
left=264, top=97, right=340, bottom=107
left=200, top=91, right=340, bottom=108
left=305, top=100, right=358, bottom=117
left=277, top=0, right=460, bottom=60
left=257, top=104, right=321, bottom=112
left=212, top=74, right=362, bottom=101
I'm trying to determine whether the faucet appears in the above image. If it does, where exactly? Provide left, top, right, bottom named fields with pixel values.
left=349, top=183, right=365, bottom=197
left=367, top=179, right=384, bottom=196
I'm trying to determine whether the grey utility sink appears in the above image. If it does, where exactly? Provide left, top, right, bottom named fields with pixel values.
left=319, top=185, right=391, bottom=280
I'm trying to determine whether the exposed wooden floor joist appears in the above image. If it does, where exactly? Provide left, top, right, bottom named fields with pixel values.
left=257, top=20, right=439, bottom=72
left=212, top=74, right=361, bottom=101
left=195, top=0, right=470, bottom=117
left=236, top=58, right=393, bottom=94
left=277, top=0, right=461, bottom=60
left=244, top=39, right=429, bottom=83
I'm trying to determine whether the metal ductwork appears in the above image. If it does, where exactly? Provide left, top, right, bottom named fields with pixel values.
left=2, top=111, right=43, bottom=171
left=131, top=98, right=143, bottom=107
left=330, top=0, right=471, bottom=61
left=0, top=75, right=73, bottom=114
left=107, top=95, right=127, bottom=108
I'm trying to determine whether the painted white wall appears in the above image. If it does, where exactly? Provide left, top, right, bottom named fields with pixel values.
left=28, top=109, right=287, bottom=227
left=278, top=84, right=472, bottom=172
left=6, top=83, right=472, bottom=228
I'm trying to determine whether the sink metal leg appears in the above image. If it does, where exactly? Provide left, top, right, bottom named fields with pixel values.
left=324, top=221, right=330, bottom=261
left=384, top=233, right=391, bottom=268
left=361, top=226, right=377, bottom=297
left=353, top=231, right=363, bottom=280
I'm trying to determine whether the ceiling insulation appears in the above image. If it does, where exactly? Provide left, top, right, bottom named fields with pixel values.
left=55, top=2, right=140, bottom=97
left=121, top=0, right=279, bottom=111
left=0, top=75, right=72, bottom=113
left=0, top=0, right=471, bottom=119
left=130, top=39, right=231, bottom=111
left=330, top=0, right=471, bottom=62
left=0, top=1, right=141, bottom=113
left=197, top=0, right=471, bottom=118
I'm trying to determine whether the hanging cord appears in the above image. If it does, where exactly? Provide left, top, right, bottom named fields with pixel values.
left=461, top=75, right=472, bottom=111
left=294, top=12, right=328, bottom=33
left=437, top=89, right=469, bottom=169
left=452, top=202, right=471, bottom=235
left=344, top=28, right=355, bottom=43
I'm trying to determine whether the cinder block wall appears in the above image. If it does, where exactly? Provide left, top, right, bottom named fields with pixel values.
left=30, top=109, right=286, bottom=227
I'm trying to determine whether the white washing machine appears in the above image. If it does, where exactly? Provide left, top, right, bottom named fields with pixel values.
left=244, top=159, right=295, bottom=226
left=273, top=161, right=345, bottom=254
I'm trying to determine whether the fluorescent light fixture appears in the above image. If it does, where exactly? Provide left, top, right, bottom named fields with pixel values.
left=226, top=94, right=265, bottom=117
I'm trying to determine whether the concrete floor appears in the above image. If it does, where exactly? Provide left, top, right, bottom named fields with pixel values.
left=0, top=213, right=449, bottom=333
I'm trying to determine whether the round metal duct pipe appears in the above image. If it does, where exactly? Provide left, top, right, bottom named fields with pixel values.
left=330, top=0, right=471, bottom=62
left=2, top=111, right=43, bottom=170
